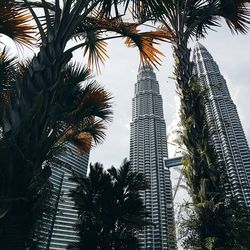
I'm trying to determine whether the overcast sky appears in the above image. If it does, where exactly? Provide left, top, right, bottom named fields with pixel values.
left=87, top=25, right=250, bottom=171
left=2, top=22, right=249, bottom=169
left=1, top=18, right=250, bottom=249
left=2, top=20, right=250, bottom=213
left=84, top=25, right=250, bottom=215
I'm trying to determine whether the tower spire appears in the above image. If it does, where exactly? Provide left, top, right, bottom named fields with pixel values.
left=130, top=67, right=176, bottom=249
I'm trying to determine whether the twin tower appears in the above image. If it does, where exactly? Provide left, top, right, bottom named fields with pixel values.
left=130, top=65, right=176, bottom=249
left=41, top=43, right=250, bottom=249
left=130, top=43, right=250, bottom=249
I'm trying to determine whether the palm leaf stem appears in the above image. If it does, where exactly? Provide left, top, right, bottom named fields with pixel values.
left=61, top=1, right=100, bottom=44
left=41, top=0, right=53, bottom=37
left=65, top=34, right=124, bottom=54
left=22, top=0, right=46, bottom=44
left=53, top=0, right=61, bottom=36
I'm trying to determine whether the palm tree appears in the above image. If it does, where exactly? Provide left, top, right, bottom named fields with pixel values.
left=132, top=0, right=250, bottom=248
left=107, top=161, right=150, bottom=250
left=0, top=56, right=113, bottom=248
left=69, top=160, right=150, bottom=250
left=0, top=0, right=169, bottom=248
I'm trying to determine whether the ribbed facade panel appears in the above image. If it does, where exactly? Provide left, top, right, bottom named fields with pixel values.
left=39, top=143, right=89, bottom=249
left=193, top=43, right=250, bottom=206
left=130, top=65, right=176, bottom=249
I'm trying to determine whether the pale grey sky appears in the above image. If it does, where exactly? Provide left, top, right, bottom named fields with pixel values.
left=1, top=20, right=250, bottom=216
left=88, top=25, right=250, bottom=170
left=1, top=18, right=250, bottom=250
left=85, top=27, right=250, bottom=248
left=2, top=23, right=249, bottom=169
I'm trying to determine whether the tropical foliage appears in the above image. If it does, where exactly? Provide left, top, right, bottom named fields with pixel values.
left=0, top=0, right=169, bottom=248
left=0, top=52, right=112, bottom=248
left=128, top=0, right=250, bottom=248
left=1, top=0, right=250, bottom=248
left=69, top=160, right=150, bottom=250
left=175, top=77, right=250, bottom=249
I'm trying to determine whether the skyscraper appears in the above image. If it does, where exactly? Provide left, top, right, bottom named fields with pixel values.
left=193, top=43, right=250, bottom=207
left=130, top=65, right=176, bottom=250
left=39, top=143, right=89, bottom=249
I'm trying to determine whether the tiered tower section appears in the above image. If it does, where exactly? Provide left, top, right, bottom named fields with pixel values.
left=193, top=43, right=250, bottom=206
left=130, top=65, right=176, bottom=249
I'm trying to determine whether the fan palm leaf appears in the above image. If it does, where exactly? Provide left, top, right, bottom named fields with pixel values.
left=181, top=0, right=250, bottom=37
left=70, top=160, right=149, bottom=249
left=83, top=31, right=109, bottom=73
left=77, top=16, right=174, bottom=70
left=63, top=119, right=107, bottom=154
left=219, top=0, right=250, bottom=34
left=65, top=82, right=112, bottom=122
left=29, top=1, right=170, bottom=71
left=47, top=62, right=113, bottom=154
left=58, top=77, right=113, bottom=127
left=0, top=0, right=35, bottom=46
left=57, top=66, right=112, bottom=153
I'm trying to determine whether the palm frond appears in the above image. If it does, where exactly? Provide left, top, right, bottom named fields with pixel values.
left=96, top=0, right=167, bottom=19
left=62, top=81, right=113, bottom=125
left=64, top=62, right=92, bottom=90
left=0, top=48, right=17, bottom=114
left=186, top=0, right=250, bottom=37
left=124, top=28, right=172, bottom=68
left=0, top=0, right=35, bottom=46
left=56, top=76, right=112, bottom=153
left=55, top=63, right=92, bottom=118
left=79, top=118, right=107, bottom=145
left=63, top=119, right=107, bottom=154
left=219, top=0, right=250, bottom=34
left=83, top=17, right=172, bottom=68
left=83, top=31, right=109, bottom=73
left=186, top=1, right=220, bottom=38
left=63, top=129, right=92, bottom=154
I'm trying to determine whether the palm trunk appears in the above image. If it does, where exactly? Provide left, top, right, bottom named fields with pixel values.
left=0, top=35, right=73, bottom=247
left=173, top=35, right=206, bottom=196
left=172, top=34, right=227, bottom=248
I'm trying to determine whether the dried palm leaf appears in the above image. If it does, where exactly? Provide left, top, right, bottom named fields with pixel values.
left=83, top=31, right=109, bottom=73
left=63, top=119, right=107, bottom=154
left=0, top=0, right=35, bottom=46
left=124, top=28, right=173, bottom=68
left=83, top=17, right=173, bottom=68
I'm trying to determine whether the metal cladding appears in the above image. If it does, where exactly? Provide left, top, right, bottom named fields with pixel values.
left=39, top=144, right=89, bottom=249
left=130, top=65, right=176, bottom=249
left=193, top=43, right=250, bottom=206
